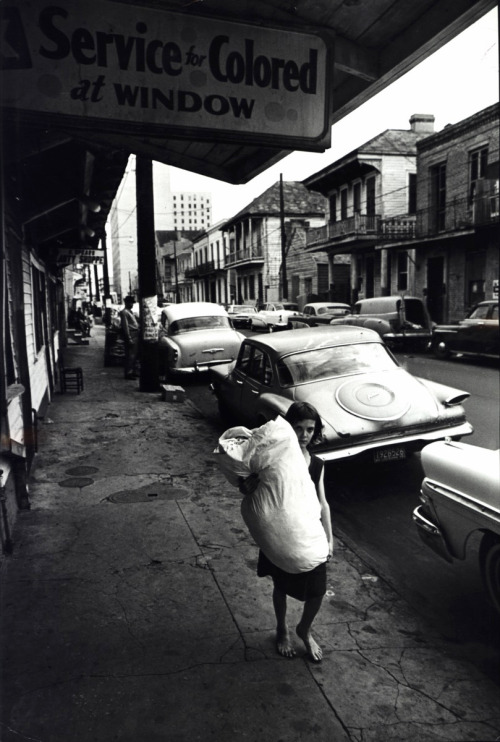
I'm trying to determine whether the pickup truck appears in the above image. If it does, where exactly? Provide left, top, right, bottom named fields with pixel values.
left=329, top=295, right=433, bottom=350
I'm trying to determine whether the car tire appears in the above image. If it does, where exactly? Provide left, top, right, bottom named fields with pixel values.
left=480, top=534, right=500, bottom=616
left=433, top=339, right=451, bottom=359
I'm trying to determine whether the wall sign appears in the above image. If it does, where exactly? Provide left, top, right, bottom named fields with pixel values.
left=1, top=0, right=331, bottom=148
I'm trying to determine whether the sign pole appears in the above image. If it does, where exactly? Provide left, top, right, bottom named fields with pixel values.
left=280, top=174, right=288, bottom=300
left=136, top=156, right=159, bottom=392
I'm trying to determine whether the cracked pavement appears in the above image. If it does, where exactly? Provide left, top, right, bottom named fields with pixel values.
left=1, top=325, right=499, bottom=742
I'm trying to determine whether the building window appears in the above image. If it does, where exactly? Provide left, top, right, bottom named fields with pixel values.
left=366, top=177, right=376, bottom=216
left=31, top=265, right=45, bottom=353
left=340, top=189, right=348, bottom=220
left=430, top=162, right=446, bottom=232
left=397, top=252, right=408, bottom=291
left=353, top=182, right=361, bottom=213
left=329, top=193, right=337, bottom=222
left=469, top=146, right=488, bottom=203
left=408, top=173, right=417, bottom=214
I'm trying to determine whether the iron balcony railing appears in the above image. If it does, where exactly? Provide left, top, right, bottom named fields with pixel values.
left=185, top=260, right=216, bottom=278
left=225, top=244, right=264, bottom=266
left=306, top=193, right=498, bottom=248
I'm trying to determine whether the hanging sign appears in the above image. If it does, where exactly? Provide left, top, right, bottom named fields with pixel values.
left=1, top=0, right=331, bottom=149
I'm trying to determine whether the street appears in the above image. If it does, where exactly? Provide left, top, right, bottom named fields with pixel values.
left=184, top=348, right=500, bottom=684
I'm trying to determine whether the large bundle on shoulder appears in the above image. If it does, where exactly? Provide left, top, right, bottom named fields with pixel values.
left=214, top=416, right=328, bottom=573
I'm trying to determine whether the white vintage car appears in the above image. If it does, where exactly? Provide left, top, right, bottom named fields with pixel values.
left=413, top=440, right=500, bottom=615
left=158, top=302, right=244, bottom=376
left=253, top=302, right=300, bottom=331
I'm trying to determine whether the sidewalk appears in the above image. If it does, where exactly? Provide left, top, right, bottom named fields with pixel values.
left=1, top=324, right=499, bottom=742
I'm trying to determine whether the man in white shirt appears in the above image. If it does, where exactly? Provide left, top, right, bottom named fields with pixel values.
left=120, top=296, right=140, bottom=379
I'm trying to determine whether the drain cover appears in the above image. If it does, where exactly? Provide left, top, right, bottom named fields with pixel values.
left=108, top=486, right=188, bottom=503
left=65, top=466, right=99, bottom=475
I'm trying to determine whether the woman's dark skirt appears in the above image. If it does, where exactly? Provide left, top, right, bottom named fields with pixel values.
left=257, top=550, right=327, bottom=602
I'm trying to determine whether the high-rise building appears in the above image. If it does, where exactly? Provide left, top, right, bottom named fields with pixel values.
left=108, top=156, right=211, bottom=301
left=171, top=191, right=211, bottom=231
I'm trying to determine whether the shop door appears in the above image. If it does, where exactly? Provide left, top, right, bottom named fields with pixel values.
left=426, top=256, right=445, bottom=323
left=465, top=250, right=486, bottom=307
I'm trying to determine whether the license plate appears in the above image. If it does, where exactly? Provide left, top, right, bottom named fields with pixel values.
left=373, top=446, right=407, bottom=463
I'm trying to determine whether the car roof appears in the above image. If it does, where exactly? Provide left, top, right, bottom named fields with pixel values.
left=244, top=325, right=382, bottom=354
left=305, top=302, right=350, bottom=309
left=164, top=302, right=229, bottom=321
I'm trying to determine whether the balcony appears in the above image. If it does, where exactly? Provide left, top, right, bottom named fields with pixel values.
left=225, top=244, right=264, bottom=266
left=416, top=194, right=499, bottom=237
left=306, top=213, right=416, bottom=249
left=185, top=260, right=216, bottom=278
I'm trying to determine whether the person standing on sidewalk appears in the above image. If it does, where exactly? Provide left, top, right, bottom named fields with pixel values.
left=120, top=296, right=140, bottom=379
left=239, top=402, right=334, bottom=662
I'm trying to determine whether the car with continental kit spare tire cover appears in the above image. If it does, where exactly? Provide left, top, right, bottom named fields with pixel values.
left=209, top=325, right=473, bottom=465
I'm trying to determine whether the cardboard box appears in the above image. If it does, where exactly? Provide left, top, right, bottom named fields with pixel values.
left=161, top=384, right=186, bottom=403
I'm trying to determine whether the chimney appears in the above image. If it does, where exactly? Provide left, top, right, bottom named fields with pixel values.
left=409, top=114, right=435, bottom=134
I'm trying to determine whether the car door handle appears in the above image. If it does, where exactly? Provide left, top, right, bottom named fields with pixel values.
left=236, top=379, right=243, bottom=385
left=251, top=389, right=259, bottom=395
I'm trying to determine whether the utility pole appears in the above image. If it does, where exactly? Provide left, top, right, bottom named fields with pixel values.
left=173, top=236, right=179, bottom=303
left=94, top=264, right=100, bottom=302
left=101, top=230, right=110, bottom=301
left=280, top=174, right=287, bottom=300
left=136, top=156, right=159, bottom=392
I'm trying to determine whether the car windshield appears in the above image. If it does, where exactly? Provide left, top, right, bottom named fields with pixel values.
left=231, top=306, right=256, bottom=313
left=277, top=342, right=396, bottom=385
left=169, top=316, right=231, bottom=334
left=317, top=306, right=348, bottom=315
left=467, top=304, right=492, bottom=320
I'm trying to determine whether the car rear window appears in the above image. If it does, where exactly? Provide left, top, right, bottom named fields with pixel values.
left=169, top=316, right=231, bottom=334
left=277, top=342, right=396, bottom=385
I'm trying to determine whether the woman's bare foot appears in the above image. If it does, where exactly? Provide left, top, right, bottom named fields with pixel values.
left=296, top=624, right=323, bottom=662
left=276, top=628, right=296, bottom=658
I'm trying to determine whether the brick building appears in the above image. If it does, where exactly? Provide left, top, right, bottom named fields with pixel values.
left=410, top=103, right=499, bottom=323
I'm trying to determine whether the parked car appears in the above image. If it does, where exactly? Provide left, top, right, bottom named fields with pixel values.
left=254, top=302, right=300, bottom=331
left=413, top=440, right=500, bottom=615
left=226, top=304, right=259, bottom=330
left=430, top=300, right=499, bottom=360
left=209, top=326, right=473, bottom=464
left=330, top=295, right=433, bottom=350
left=158, top=302, right=244, bottom=376
left=289, top=302, right=351, bottom=327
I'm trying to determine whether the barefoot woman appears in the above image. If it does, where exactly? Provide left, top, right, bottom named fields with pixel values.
left=240, top=402, right=334, bottom=661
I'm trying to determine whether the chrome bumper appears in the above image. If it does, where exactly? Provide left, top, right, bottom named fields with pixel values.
left=412, top=505, right=453, bottom=562
left=316, top=421, right=473, bottom=462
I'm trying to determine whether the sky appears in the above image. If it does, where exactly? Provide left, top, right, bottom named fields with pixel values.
left=167, top=7, right=499, bottom=225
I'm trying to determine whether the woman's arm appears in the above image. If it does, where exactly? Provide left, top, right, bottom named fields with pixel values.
left=316, top=469, right=334, bottom=557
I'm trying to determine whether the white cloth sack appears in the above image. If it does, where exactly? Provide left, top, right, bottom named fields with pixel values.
left=214, top=416, right=328, bottom=573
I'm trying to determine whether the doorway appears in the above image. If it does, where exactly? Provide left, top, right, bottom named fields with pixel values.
left=426, top=256, right=445, bottom=323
